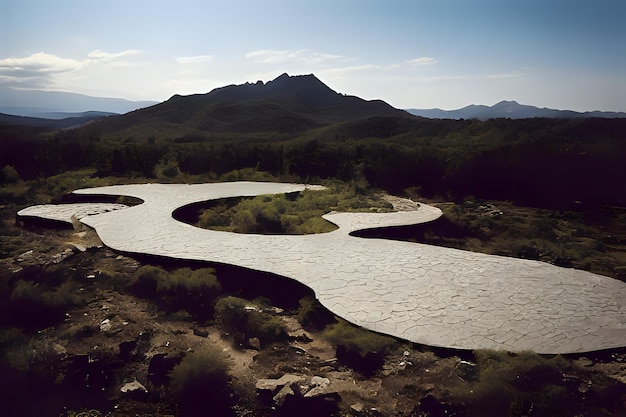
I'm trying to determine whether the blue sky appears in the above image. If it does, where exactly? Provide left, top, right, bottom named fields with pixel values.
left=2, top=0, right=625, bottom=111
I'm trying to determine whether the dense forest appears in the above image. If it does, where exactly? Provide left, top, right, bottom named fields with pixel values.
left=2, top=116, right=626, bottom=211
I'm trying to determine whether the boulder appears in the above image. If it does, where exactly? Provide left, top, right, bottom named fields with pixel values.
left=303, top=376, right=331, bottom=398
left=120, top=379, right=147, bottom=394
left=192, top=327, right=209, bottom=338
left=120, top=379, right=148, bottom=400
left=256, top=374, right=303, bottom=392
left=256, top=374, right=303, bottom=405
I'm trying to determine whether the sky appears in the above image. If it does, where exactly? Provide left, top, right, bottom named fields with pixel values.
left=1, top=0, right=625, bottom=112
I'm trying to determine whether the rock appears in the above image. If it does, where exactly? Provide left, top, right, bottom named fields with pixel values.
left=120, top=379, right=148, bottom=400
left=17, top=250, right=34, bottom=262
left=256, top=374, right=303, bottom=392
left=67, top=242, right=87, bottom=252
left=272, top=383, right=295, bottom=404
left=256, top=374, right=303, bottom=406
left=248, top=337, right=261, bottom=350
left=99, top=319, right=112, bottom=332
left=456, top=359, right=478, bottom=381
left=304, top=375, right=332, bottom=397
left=120, top=379, right=147, bottom=394
left=192, top=327, right=209, bottom=338
left=52, top=343, right=67, bottom=356
left=351, top=403, right=365, bottom=413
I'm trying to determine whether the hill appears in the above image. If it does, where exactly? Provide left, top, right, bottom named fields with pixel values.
left=407, top=100, right=626, bottom=120
left=0, top=85, right=158, bottom=117
left=0, top=111, right=115, bottom=129
left=84, top=73, right=412, bottom=138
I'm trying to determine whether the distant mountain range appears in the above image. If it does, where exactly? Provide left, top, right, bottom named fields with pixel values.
left=0, top=85, right=158, bottom=118
left=3, top=76, right=625, bottom=133
left=406, top=101, right=626, bottom=120
left=0, top=111, right=117, bottom=130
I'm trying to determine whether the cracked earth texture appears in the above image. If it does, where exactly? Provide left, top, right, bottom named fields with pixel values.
left=18, top=182, right=626, bottom=354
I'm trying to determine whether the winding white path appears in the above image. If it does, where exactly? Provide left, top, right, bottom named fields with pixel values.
left=18, top=182, right=626, bottom=354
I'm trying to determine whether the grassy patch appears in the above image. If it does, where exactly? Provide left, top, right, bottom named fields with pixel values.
left=196, top=181, right=392, bottom=235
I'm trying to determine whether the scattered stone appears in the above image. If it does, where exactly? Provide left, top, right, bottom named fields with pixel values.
left=52, top=343, right=67, bottom=356
left=256, top=374, right=303, bottom=393
left=100, top=319, right=112, bottom=332
left=49, top=248, right=74, bottom=264
left=192, top=327, right=209, bottom=338
left=456, top=359, right=478, bottom=381
left=303, top=376, right=331, bottom=398
left=575, top=357, right=594, bottom=367
left=16, top=250, right=34, bottom=262
left=351, top=403, right=365, bottom=413
left=272, top=383, right=295, bottom=404
left=67, top=242, right=86, bottom=252
left=248, top=337, right=261, bottom=350
left=120, top=379, right=148, bottom=399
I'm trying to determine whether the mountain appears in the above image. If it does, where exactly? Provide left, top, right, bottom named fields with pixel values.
left=0, top=111, right=116, bottom=129
left=86, top=73, right=411, bottom=137
left=0, top=85, right=158, bottom=117
left=406, top=101, right=626, bottom=120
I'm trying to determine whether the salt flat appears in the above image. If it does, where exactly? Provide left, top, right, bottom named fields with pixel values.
left=18, top=182, right=626, bottom=354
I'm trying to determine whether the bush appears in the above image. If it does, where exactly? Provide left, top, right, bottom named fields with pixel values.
left=323, top=318, right=397, bottom=355
left=297, top=296, right=335, bottom=331
left=130, top=266, right=222, bottom=321
left=455, top=350, right=571, bottom=417
left=322, top=319, right=397, bottom=376
left=215, top=296, right=287, bottom=347
left=3, top=276, right=80, bottom=329
left=169, top=345, right=232, bottom=416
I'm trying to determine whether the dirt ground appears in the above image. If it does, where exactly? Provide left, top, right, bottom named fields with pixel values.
left=2, top=204, right=626, bottom=416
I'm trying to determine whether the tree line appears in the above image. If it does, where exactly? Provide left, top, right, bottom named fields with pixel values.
left=2, top=117, right=625, bottom=209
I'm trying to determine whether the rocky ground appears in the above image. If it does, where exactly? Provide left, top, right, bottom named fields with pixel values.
left=1, top=204, right=626, bottom=416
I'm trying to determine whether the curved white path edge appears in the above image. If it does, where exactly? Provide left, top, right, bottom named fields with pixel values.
left=20, top=182, right=626, bottom=354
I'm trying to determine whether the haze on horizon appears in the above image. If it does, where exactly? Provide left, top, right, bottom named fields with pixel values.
left=1, top=0, right=625, bottom=113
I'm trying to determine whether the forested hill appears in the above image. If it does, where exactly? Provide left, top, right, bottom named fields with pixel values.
left=82, top=73, right=411, bottom=137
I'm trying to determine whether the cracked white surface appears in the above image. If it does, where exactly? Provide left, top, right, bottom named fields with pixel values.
left=18, top=182, right=626, bottom=354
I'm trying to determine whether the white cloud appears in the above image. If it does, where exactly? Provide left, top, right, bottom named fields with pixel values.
left=0, top=50, right=149, bottom=95
left=246, top=49, right=343, bottom=65
left=0, top=52, right=83, bottom=74
left=87, top=49, right=141, bottom=60
left=408, top=57, right=438, bottom=66
left=175, top=54, right=214, bottom=64
left=246, top=49, right=301, bottom=64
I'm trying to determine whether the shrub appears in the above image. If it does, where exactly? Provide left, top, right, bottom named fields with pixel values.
left=454, top=350, right=572, bottom=417
left=296, top=296, right=335, bottom=331
left=4, top=277, right=80, bottom=329
left=130, top=266, right=222, bottom=321
left=215, top=296, right=287, bottom=347
left=323, top=318, right=397, bottom=355
left=322, top=319, right=397, bottom=376
left=130, top=265, right=166, bottom=297
left=169, top=345, right=232, bottom=416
